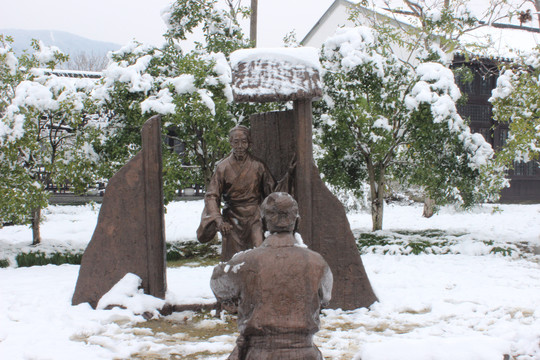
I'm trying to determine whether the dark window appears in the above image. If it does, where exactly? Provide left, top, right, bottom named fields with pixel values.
left=513, top=160, right=537, bottom=176
left=499, top=128, right=508, bottom=147
left=479, top=74, right=493, bottom=95
left=458, top=104, right=492, bottom=125
left=172, top=138, right=185, bottom=155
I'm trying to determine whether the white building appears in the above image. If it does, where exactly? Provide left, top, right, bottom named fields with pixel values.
left=301, top=0, right=540, bottom=202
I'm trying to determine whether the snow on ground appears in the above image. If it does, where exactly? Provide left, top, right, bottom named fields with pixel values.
left=321, top=254, right=540, bottom=360
left=0, top=199, right=206, bottom=264
left=0, top=200, right=539, bottom=359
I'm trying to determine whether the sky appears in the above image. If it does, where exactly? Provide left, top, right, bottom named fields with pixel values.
left=0, top=0, right=335, bottom=48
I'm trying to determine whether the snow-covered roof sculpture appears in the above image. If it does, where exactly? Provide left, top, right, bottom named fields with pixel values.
left=231, top=47, right=323, bottom=103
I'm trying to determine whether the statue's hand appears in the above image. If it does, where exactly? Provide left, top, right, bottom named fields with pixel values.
left=217, top=219, right=233, bottom=235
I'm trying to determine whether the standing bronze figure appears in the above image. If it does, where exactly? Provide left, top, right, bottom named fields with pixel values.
left=211, top=192, right=333, bottom=360
left=197, top=125, right=276, bottom=261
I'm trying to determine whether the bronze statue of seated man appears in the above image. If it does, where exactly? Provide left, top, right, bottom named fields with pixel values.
left=211, top=192, right=333, bottom=360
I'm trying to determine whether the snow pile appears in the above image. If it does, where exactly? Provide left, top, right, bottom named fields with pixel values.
left=11, top=74, right=95, bottom=113
left=97, top=273, right=166, bottom=316
left=0, top=45, right=18, bottom=75
left=322, top=27, right=384, bottom=75
left=104, top=54, right=155, bottom=94
left=164, top=74, right=197, bottom=94
left=462, top=131, right=495, bottom=168
left=140, top=88, right=175, bottom=114
left=294, top=233, right=308, bottom=248
left=34, top=40, right=64, bottom=63
left=490, top=69, right=516, bottom=101
left=204, top=52, right=233, bottom=102
left=407, top=63, right=461, bottom=115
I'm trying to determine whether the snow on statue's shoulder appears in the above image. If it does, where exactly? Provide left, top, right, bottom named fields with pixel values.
left=231, top=47, right=322, bottom=103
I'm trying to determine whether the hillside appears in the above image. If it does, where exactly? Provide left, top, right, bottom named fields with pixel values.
left=1, top=29, right=120, bottom=70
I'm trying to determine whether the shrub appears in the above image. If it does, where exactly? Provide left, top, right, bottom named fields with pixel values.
left=16, top=251, right=83, bottom=267
left=166, top=241, right=220, bottom=262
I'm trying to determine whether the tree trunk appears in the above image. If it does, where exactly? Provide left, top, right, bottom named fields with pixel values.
left=423, top=197, right=436, bottom=218
left=203, top=162, right=213, bottom=191
left=371, top=191, right=384, bottom=231
left=31, top=206, right=41, bottom=245
left=368, top=163, right=385, bottom=231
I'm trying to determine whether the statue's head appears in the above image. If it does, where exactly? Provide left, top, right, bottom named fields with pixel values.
left=261, top=192, right=299, bottom=233
left=229, top=125, right=251, bottom=161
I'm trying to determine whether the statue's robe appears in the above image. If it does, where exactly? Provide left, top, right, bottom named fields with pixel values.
left=211, top=233, right=333, bottom=360
left=197, top=153, right=275, bottom=261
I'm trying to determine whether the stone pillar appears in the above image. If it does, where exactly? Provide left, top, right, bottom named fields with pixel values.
left=251, top=111, right=377, bottom=310
left=72, top=115, right=166, bottom=309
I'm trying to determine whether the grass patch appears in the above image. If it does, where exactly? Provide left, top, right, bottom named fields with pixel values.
left=394, top=229, right=448, bottom=238
left=16, top=251, right=83, bottom=267
left=168, top=257, right=220, bottom=267
left=10, top=241, right=220, bottom=268
left=356, top=230, right=454, bottom=255
left=407, top=239, right=445, bottom=255
left=490, top=246, right=513, bottom=256
left=483, top=240, right=514, bottom=256
left=356, top=229, right=523, bottom=257
left=166, top=241, right=220, bottom=263
left=356, top=232, right=390, bottom=248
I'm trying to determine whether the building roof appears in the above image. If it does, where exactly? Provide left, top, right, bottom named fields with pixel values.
left=41, top=69, right=102, bottom=79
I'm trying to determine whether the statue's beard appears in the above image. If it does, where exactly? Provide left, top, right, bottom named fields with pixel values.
left=233, top=150, right=247, bottom=161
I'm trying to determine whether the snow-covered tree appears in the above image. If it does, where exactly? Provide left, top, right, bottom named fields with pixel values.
left=316, top=1, right=508, bottom=231
left=96, top=0, right=277, bottom=199
left=64, top=52, right=109, bottom=71
left=524, top=0, right=540, bottom=27
left=0, top=36, right=101, bottom=244
left=357, top=0, right=536, bottom=56
left=490, top=46, right=540, bottom=168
